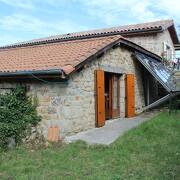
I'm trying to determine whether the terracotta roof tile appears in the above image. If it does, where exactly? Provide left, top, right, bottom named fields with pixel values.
left=0, top=35, right=122, bottom=74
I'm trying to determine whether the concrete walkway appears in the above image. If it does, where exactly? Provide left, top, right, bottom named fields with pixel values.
left=65, top=111, right=160, bottom=145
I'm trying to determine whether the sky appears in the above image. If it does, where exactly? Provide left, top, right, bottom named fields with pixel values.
left=0, top=0, right=180, bottom=46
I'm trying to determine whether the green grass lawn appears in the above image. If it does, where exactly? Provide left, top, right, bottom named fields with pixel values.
left=0, top=111, right=180, bottom=180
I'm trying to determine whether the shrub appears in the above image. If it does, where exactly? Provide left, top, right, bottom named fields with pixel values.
left=0, top=85, right=41, bottom=149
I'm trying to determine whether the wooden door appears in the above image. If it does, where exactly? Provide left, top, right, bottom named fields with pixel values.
left=95, top=70, right=105, bottom=127
left=111, top=75, right=120, bottom=118
left=126, top=74, right=135, bottom=117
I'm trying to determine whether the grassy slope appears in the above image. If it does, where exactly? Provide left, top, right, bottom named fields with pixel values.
left=0, top=111, right=180, bottom=180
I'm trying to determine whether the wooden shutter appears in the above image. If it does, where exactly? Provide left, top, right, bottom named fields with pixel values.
left=95, top=70, right=105, bottom=127
left=126, top=74, right=135, bottom=118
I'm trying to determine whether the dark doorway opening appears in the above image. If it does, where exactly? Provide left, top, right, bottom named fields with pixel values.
left=105, top=73, right=111, bottom=120
left=104, top=72, right=120, bottom=120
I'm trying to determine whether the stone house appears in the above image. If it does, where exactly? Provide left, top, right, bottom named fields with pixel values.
left=0, top=20, right=179, bottom=140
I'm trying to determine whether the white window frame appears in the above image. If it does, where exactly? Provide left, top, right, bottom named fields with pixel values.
left=163, top=42, right=173, bottom=61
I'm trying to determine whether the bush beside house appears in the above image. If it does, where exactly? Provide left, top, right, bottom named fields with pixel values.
left=0, top=86, right=41, bottom=149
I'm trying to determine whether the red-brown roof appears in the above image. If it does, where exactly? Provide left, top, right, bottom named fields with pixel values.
left=0, top=35, right=122, bottom=74
left=1, top=19, right=177, bottom=49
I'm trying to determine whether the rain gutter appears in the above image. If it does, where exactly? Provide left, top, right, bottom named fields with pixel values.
left=0, top=69, right=64, bottom=77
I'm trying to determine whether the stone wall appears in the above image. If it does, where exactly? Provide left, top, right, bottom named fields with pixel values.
left=127, top=30, right=175, bottom=57
left=0, top=47, right=145, bottom=139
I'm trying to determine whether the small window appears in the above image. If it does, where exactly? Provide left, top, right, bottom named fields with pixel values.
left=163, top=42, right=173, bottom=61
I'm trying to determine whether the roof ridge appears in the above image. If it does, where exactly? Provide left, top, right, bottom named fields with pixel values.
left=0, top=19, right=174, bottom=49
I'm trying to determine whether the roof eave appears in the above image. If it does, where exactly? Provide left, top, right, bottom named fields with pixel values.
left=122, top=27, right=163, bottom=37
left=168, top=25, right=179, bottom=44
left=0, top=69, right=66, bottom=79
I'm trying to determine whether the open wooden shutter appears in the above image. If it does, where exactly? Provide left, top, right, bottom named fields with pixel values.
left=95, top=70, right=105, bottom=127
left=126, top=74, right=135, bottom=118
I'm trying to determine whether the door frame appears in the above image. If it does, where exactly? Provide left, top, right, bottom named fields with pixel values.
left=95, top=70, right=121, bottom=127
left=111, top=74, right=120, bottom=118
